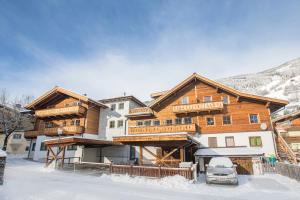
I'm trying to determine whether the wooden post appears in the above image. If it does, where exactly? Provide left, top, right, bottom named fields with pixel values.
left=139, top=145, right=143, bottom=166
left=109, top=162, right=112, bottom=174
left=45, top=147, right=50, bottom=166
left=130, top=164, right=133, bottom=176
left=61, top=145, right=66, bottom=168
left=158, top=165, right=161, bottom=178
left=180, top=148, right=184, bottom=162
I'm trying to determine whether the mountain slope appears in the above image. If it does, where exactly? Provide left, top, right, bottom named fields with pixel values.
left=219, top=58, right=300, bottom=112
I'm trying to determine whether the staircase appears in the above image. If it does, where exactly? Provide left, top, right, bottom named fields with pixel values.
left=275, top=132, right=298, bottom=164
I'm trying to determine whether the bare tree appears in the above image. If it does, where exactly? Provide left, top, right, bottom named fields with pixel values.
left=0, top=89, right=34, bottom=151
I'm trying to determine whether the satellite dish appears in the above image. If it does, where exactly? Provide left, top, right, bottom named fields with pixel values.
left=260, top=123, right=268, bottom=130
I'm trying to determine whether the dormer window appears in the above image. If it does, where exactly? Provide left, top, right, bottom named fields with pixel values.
left=204, top=96, right=212, bottom=103
left=181, top=96, right=189, bottom=105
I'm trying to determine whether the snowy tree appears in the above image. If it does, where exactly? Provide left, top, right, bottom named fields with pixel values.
left=0, top=89, right=34, bottom=151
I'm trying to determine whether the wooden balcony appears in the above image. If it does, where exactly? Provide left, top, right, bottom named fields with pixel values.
left=128, top=124, right=196, bottom=134
left=35, top=106, right=86, bottom=118
left=127, top=107, right=153, bottom=117
left=24, top=130, right=40, bottom=138
left=44, top=126, right=84, bottom=136
left=172, top=102, right=224, bottom=113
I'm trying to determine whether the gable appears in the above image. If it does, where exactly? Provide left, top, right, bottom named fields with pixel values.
left=149, top=73, right=288, bottom=112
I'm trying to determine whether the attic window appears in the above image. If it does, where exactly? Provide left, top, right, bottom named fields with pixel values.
left=181, top=96, right=189, bottom=105
left=204, top=96, right=212, bottom=103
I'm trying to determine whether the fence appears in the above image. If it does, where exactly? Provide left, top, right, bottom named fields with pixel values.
left=262, top=162, right=300, bottom=181
left=74, top=162, right=197, bottom=180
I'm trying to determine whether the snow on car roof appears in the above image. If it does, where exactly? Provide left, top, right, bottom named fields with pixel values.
left=209, top=157, right=233, bottom=168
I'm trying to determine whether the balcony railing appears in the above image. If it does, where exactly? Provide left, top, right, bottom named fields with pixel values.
left=128, top=124, right=196, bottom=134
left=44, top=126, right=84, bottom=136
left=24, top=130, right=40, bottom=138
left=35, top=106, right=86, bottom=118
left=172, top=102, right=224, bottom=113
left=127, top=107, right=153, bottom=117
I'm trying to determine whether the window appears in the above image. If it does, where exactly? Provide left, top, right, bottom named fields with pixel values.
left=223, top=115, right=231, bottom=125
left=70, top=120, right=75, bottom=126
left=249, top=114, right=259, bottom=124
left=118, top=103, right=124, bottom=110
left=153, top=120, right=160, bottom=126
left=204, top=96, right=212, bottom=103
left=109, top=121, right=115, bottom=128
left=184, top=117, right=192, bottom=124
left=165, top=119, right=172, bottom=125
left=67, top=145, right=77, bottom=151
left=181, top=96, right=189, bottom=105
left=46, top=121, right=55, bottom=128
left=144, top=120, right=151, bottom=126
left=136, top=121, right=143, bottom=126
left=175, top=118, right=182, bottom=125
left=13, top=134, right=22, bottom=139
left=206, top=117, right=215, bottom=126
left=222, top=96, right=229, bottom=104
left=249, top=136, right=262, bottom=147
left=208, top=137, right=218, bottom=148
left=40, top=142, right=47, bottom=151
left=32, top=143, right=36, bottom=151
left=110, top=104, right=116, bottom=111
left=130, top=146, right=135, bottom=160
left=75, top=119, right=80, bottom=126
left=117, top=120, right=124, bottom=128
left=225, top=136, right=235, bottom=147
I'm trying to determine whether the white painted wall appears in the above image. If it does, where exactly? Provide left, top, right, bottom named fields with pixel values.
left=192, top=131, right=276, bottom=157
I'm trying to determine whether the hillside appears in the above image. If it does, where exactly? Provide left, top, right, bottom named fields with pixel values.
left=219, top=58, right=300, bottom=113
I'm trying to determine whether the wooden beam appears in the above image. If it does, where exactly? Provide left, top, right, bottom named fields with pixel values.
left=61, top=146, right=66, bottom=168
left=139, top=145, right=143, bottom=166
left=180, top=148, right=184, bottom=162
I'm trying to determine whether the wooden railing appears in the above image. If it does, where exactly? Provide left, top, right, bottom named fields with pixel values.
left=276, top=134, right=297, bottom=164
left=128, top=107, right=153, bottom=116
left=262, top=163, right=300, bottom=181
left=172, top=101, right=224, bottom=113
left=44, top=126, right=84, bottom=136
left=74, top=162, right=197, bottom=180
left=35, top=105, right=86, bottom=118
left=129, top=124, right=196, bottom=134
left=24, top=130, right=40, bottom=138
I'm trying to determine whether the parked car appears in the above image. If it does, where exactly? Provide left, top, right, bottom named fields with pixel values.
left=205, top=157, right=238, bottom=185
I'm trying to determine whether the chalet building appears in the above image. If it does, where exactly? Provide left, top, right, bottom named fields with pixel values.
left=24, top=86, right=145, bottom=165
left=273, top=110, right=300, bottom=162
left=113, top=73, right=288, bottom=174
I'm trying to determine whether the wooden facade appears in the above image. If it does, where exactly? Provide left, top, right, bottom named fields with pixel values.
left=24, top=87, right=106, bottom=139
left=115, top=73, right=288, bottom=169
left=127, top=74, right=287, bottom=135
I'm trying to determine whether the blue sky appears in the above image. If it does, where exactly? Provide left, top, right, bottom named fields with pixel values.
left=1, top=0, right=300, bottom=101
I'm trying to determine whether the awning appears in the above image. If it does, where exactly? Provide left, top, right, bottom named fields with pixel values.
left=113, top=133, right=200, bottom=147
left=194, top=147, right=263, bottom=157
left=44, top=136, right=122, bottom=148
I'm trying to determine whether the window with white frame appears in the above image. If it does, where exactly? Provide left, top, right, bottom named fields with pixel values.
left=175, top=118, right=182, bottom=124
left=13, top=134, right=21, bottom=139
left=204, top=96, right=212, bottom=103
left=181, top=96, right=189, bottom=105
left=144, top=120, right=151, bottom=126
left=118, top=103, right=124, bottom=110
left=222, top=115, right=231, bottom=125
left=206, top=117, right=215, bottom=126
left=117, top=120, right=124, bottom=128
left=153, top=120, right=160, bottom=126
left=225, top=136, right=235, bottom=147
left=184, top=117, right=192, bottom=124
left=136, top=121, right=143, bottom=126
left=222, top=95, right=229, bottom=104
left=249, top=114, right=259, bottom=124
left=165, top=119, right=172, bottom=125
left=109, top=121, right=115, bottom=128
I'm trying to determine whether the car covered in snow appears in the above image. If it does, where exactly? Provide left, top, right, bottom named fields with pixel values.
left=205, top=157, right=238, bottom=185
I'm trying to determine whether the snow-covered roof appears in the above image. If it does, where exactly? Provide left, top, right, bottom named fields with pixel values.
left=194, top=147, right=263, bottom=157
left=0, top=149, right=7, bottom=157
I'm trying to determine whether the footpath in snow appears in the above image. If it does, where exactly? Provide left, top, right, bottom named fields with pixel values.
left=0, top=157, right=300, bottom=200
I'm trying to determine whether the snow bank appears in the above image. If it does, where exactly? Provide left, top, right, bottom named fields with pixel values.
left=100, top=174, right=194, bottom=190
left=0, top=149, right=7, bottom=157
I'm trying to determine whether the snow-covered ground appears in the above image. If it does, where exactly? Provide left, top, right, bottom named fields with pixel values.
left=1, top=157, right=300, bottom=200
